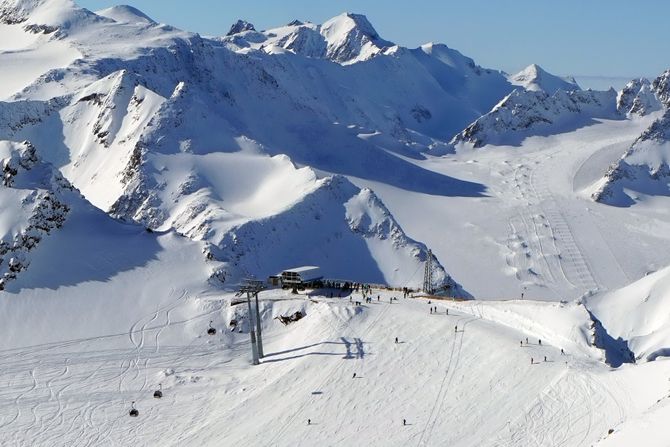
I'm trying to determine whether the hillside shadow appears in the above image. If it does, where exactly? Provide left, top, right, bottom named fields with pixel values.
left=6, top=208, right=163, bottom=292
left=245, top=109, right=487, bottom=198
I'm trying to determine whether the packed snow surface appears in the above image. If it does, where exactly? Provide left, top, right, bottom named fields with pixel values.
left=1, top=287, right=669, bottom=446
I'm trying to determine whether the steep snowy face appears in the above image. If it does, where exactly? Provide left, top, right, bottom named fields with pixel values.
left=617, top=78, right=661, bottom=116
left=0, top=140, right=72, bottom=289
left=0, top=0, right=104, bottom=32
left=451, top=88, right=618, bottom=148
left=617, top=78, right=664, bottom=116
left=55, top=70, right=166, bottom=210
left=345, top=187, right=460, bottom=292
left=592, top=109, right=670, bottom=206
left=652, top=70, right=670, bottom=104
left=587, top=265, right=670, bottom=362
left=510, top=64, right=580, bottom=94
left=208, top=175, right=455, bottom=290
left=319, top=12, right=393, bottom=64
left=616, top=71, right=670, bottom=116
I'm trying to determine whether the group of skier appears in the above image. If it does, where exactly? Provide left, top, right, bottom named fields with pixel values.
left=522, top=338, right=567, bottom=364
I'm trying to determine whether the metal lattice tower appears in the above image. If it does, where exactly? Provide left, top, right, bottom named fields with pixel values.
left=237, top=278, right=266, bottom=365
left=423, top=249, right=433, bottom=295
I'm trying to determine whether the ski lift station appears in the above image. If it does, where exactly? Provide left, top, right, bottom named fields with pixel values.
left=268, top=266, right=322, bottom=288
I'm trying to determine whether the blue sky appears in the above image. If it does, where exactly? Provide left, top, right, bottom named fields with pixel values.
left=78, top=0, right=668, bottom=83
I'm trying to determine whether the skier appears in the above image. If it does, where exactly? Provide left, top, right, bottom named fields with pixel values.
left=525, top=337, right=529, bottom=344
left=455, top=325, right=458, bottom=333
left=520, top=341, right=523, bottom=347
left=403, top=419, right=406, bottom=426
left=530, top=357, right=534, bottom=365
left=353, top=372, right=357, bottom=379
left=561, top=348, right=565, bottom=355
left=538, top=339, right=542, bottom=346
left=395, top=337, right=398, bottom=344
left=377, top=296, right=380, bottom=302
left=308, top=419, right=311, bottom=425
left=430, top=308, right=432, bottom=314
left=544, top=356, right=547, bottom=362
left=446, top=309, right=449, bottom=315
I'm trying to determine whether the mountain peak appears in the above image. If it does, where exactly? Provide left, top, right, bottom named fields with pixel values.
left=320, top=12, right=393, bottom=64
left=323, top=12, right=381, bottom=40
left=226, top=19, right=255, bottom=36
left=510, top=63, right=580, bottom=94
left=95, top=5, right=156, bottom=25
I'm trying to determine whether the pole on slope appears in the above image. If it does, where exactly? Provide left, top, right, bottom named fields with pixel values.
left=238, top=278, right=266, bottom=365
left=254, top=290, right=264, bottom=358
left=246, top=291, right=260, bottom=365
left=423, top=249, right=434, bottom=295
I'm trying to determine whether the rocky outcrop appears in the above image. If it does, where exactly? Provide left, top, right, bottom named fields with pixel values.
left=451, top=88, right=618, bottom=148
left=226, top=19, right=255, bottom=36
left=592, top=109, right=670, bottom=206
left=0, top=141, right=73, bottom=289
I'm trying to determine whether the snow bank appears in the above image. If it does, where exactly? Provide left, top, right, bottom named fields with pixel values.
left=587, top=266, right=670, bottom=362
left=449, top=299, right=601, bottom=359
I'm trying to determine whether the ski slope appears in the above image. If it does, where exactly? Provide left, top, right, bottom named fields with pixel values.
left=361, top=113, right=670, bottom=301
left=1, top=287, right=668, bottom=446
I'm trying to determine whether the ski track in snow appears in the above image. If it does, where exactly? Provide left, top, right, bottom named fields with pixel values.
left=0, top=288, right=238, bottom=446
left=0, top=287, right=654, bottom=446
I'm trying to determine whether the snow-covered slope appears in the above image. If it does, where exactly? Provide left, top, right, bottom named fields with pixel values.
left=0, top=140, right=71, bottom=289
left=3, top=2, right=670, bottom=446
left=589, top=70, right=670, bottom=206
left=591, top=109, right=670, bottom=206
left=0, top=4, right=525, bottom=290
left=95, top=4, right=156, bottom=25
left=451, top=88, right=618, bottom=148
left=587, top=265, right=670, bottom=362
left=510, top=63, right=580, bottom=94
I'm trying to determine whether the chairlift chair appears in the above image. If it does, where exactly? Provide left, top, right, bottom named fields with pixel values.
left=129, top=401, right=139, bottom=417
left=207, top=320, right=217, bottom=335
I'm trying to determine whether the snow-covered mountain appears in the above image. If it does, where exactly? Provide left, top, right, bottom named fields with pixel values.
left=591, top=109, right=670, bottom=206
left=451, top=88, right=618, bottom=148
left=1, top=0, right=496, bottom=290
left=4, top=2, right=670, bottom=446
left=591, top=70, right=670, bottom=206
left=510, top=63, right=580, bottom=94
left=221, top=12, right=394, bottom=65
